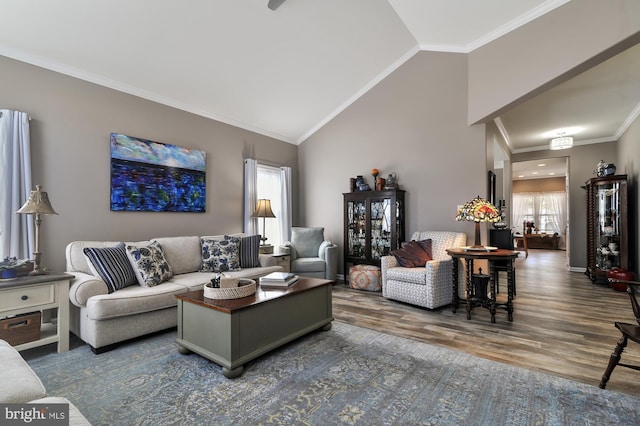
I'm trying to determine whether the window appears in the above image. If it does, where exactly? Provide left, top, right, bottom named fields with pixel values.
left=257, top=164, right=282, bottom=248
left=513, top=192, right=566, bottom=234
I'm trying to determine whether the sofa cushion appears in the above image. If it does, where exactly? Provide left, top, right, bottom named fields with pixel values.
left=83, top=242, right=137, bottom=293
left=0, top=339, right=47, bottom=403
left=387, top=266, right=427, bottom=285
left=126, top=241, right=174, bottom=287
left=201, top=237, right=240, bottom=272
left=237, top=234, right=261, bottom=268
left=291, top=257, right=326, bottom=273
left=66, top=240, right=147, bottom=275
left=391, top=240, right=432, bottom=267
left=152, top=236, right=201, bottom=274
left=291, top=227, right=324, bottom=258
left=86, top=282, right=189, bottom=320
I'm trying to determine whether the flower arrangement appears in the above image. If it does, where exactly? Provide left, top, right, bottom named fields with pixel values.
left=0, top=257, right=29, bottom=271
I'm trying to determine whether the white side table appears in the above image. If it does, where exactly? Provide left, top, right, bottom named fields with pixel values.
left=0, top=273, right=73, bottom=353
left=268, top=252, right=291, bottom=272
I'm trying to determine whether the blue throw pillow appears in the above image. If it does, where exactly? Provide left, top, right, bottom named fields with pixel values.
left=201, top=237, right=240, bottom=272
left=125, top=241, right=173, bottom=287
left=83, top=243, right=137, bottom=293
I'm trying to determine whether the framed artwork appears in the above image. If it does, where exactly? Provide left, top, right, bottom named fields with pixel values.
left=110, top=133, right=206, bottom=212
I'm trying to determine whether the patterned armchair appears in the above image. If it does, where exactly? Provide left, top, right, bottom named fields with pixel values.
left=381, top=231, right=467, bottom=309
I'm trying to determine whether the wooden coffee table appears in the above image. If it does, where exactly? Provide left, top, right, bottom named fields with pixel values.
left=175, top=276, right=333, bottom=378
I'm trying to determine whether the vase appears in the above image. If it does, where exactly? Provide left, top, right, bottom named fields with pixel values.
left=0, top=269, right=17, bottom=280
left=607, top=268, right=634, bottom=292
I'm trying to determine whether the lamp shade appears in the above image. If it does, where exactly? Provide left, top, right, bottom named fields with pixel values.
left=16, top=185, right=58, bottom=215
left=455, top=196, right=500, bottom=224
left=251, top=199, right=276, bottom=218
left=456, top=196, right=501, bottom=248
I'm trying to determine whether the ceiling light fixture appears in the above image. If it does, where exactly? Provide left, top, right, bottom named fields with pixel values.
left=550, top=134, right=573, bottom=150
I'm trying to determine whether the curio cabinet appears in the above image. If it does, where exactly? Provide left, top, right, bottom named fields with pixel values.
left=343, top=189, right=405, bottom=278
left=583, top=175, right=628, bottom=284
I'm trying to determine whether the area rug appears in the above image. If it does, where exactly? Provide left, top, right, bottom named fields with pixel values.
left=27, top=322, right=640, bottom=426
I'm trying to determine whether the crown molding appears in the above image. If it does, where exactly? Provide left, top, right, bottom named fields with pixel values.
left=465, top=0, right=570, bottom=53
left=0, top=46, right=297, bottom=145
left=297, top=45, right=420, bottom=144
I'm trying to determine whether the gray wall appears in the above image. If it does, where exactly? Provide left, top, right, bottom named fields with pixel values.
left=299, top=51, right=486, bottom=274
left=468, top=0, right=640, bottom=124
left=618, top=115, right=640, bottom=274
left=0, top=55, right=298, bottom=272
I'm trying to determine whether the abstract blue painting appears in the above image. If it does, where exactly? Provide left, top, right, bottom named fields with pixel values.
left=110, top=133, right=206, bottom=212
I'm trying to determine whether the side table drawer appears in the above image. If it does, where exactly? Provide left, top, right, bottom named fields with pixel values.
left=272, top=255, right=291, bottom=273
left=0, top=284, right=56, bottom=311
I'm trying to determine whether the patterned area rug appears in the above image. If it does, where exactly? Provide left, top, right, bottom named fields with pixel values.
left=27, top=322, right=640, bottom=425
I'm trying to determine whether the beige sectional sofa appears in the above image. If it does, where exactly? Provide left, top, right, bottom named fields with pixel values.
left=66, top=234, right=282, bottom=353
left=0, top=339, right=91, bottom=425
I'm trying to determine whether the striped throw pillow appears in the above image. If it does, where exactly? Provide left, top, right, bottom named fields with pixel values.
left=233, top=235, right=261, bottom=268
left=83, top=242, right=137, bottom=293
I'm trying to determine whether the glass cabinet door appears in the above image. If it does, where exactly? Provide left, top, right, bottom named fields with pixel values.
left=594, top=182, right=622, bottom=270
left=370, top=198, right=391, bottom=260
left=346, top=200, right=366, bottom=259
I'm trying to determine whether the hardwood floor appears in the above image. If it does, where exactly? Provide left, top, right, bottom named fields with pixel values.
left=332, top=249, right=640, bottom=396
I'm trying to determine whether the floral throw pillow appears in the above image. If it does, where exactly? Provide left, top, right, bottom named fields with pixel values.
left=201, top=237, right=240, bottom=272
left=125, top=241, right=173, bottom=287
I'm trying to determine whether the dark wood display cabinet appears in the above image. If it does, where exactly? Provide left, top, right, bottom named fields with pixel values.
left=583, top=175, right=628, bottom=284
left=343, top=189, right=405, bottom=279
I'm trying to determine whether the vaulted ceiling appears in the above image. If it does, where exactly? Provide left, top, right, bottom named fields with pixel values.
left=1, top=0, right=638, bottom=154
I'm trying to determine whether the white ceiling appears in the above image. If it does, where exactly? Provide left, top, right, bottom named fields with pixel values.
left=1, top=0, right=637, bottom=161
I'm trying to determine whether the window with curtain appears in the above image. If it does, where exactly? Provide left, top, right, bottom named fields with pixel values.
left=0, top=110, right=33, bottom=260
left=512, top=191, right=567, bottom=235
left=257, top=164, right=283, bottom=248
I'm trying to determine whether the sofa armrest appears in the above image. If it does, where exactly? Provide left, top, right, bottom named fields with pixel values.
left=380, top=255, right=398, bottom=287
left=258, top=254, right=277, bottom=267
left=319, top=242, right=338, bottom=281
left=424, top=258, right=453, bottom=290
left=68, top=272, right=109, bottom=308
left=281, top=242, right=297, bottom=260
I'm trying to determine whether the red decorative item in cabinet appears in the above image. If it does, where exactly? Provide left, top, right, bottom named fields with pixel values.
left=607, top=268, right=635, bottom=292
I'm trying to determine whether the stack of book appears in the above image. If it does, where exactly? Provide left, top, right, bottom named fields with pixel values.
left=259, top=272, right=299, bottom=288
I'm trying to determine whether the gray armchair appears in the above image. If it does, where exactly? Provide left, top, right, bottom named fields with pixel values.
left=282, top=227, right=338, bottom=281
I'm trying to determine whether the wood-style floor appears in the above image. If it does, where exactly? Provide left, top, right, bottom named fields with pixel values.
left=332, top=249, right=640, bottom=397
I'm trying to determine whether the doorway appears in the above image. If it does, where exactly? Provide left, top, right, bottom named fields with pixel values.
left=511, top=158, right=570, bottom=263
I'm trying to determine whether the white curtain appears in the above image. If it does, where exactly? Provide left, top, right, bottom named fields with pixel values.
left=547, top=191, right=567, bottom=249
left=243, top=158, right=258, bottom=235
left=511, top=194, right=528, bottom=233
left=512, top=191, right=567, bottom=239
left=0, top=110, right=33, bottom=259
left=279, top=166, right=292, bottom=243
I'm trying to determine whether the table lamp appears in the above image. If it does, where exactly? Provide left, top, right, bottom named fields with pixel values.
left=455, top=195, right=501, bottom=251
left=252, top=199, right=276, bottom=254
left=16, top=185, right=58, bottom=275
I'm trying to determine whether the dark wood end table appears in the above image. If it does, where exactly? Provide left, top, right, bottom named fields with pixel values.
left=446, top=248, right=519, bottom=323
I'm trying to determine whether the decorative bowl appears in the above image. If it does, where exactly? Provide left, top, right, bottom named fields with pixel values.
left=204, top=278, right=256, bottom=300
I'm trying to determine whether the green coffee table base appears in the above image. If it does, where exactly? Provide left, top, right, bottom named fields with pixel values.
left=176, top=277, right=333, bottom=379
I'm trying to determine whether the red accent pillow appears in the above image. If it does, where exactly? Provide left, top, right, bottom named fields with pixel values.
left=391, top=239, right=433, bottom=267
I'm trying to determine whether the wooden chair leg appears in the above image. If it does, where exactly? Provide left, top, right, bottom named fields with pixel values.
left=599, top=334, right=628, bottom=389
